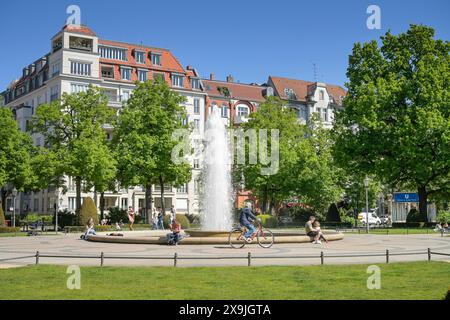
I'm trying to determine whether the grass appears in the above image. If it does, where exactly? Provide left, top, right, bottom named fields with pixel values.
left=0, top=261, right=449, bottom=300
left=343, top=228, right=435, bottom=235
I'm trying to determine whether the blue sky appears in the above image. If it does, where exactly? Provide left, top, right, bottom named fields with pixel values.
left=0, top=0, right=449, bottom=90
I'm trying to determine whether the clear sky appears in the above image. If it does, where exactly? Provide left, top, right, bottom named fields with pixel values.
left=0, top=0, right=449, bottom=90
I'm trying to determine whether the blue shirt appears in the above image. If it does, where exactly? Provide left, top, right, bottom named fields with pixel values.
left=239, top=208, right=256, bottom=225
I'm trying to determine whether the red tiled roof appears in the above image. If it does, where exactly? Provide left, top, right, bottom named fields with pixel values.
left=62, top=24, right=96, bottom=36
left=269, top=76, right=346, bottom=105
left=202, top=79, right=266, bottom=102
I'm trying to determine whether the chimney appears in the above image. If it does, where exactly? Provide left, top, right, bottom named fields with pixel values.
left=209, top=73, right=214, bottom=80
left=226, top=75, right=233, bottom=83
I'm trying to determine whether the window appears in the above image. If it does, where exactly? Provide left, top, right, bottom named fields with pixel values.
left=319, top=90, right=325, bottom=100
left=69, top=36, right=93, bottom=52
left=193, top=98, right=200, bottom=114
left=121, top=198, right=128, bottom=210
left=194, top=119, right=200, bottom=130
left=70, top=83, right=89, bottom=93
left=191, top=78, right=200, bottom=90
left=153, top=73, right=165, bottom=82
left=193, top=159, right=200, bottom=169
left=121, top=90, right=131, bottom=102
left=321, top=108, right=328, bottom=121
left=101, top=66, right=114, bottom=78
left=137, top=69, right=147, bottom=82
left=298, top=105, right=307, bottom=120
left=50, top=85, right=59, bottom=101
left=237, top=105, right=250, bottom=117
left=177, top=184, right=188, bottom=193
left=172, top=74, right=184, bottom=87
left=120, top=67, right=132, bottom=81
left=135, top=51, right=145, bottom=64
left=70, top=61, right=91, bottom=76
left=68, top=197, right=76, bottom=211
left=284, top=88, right=296, bottom=100
left=221, top=105, right=228, bottom=118
left=51, top=62, right=60, bottom=77
left=151, top=53, right=162, bottom=66
left=33, top=198, right=39, bottom=211
left=99, top=46, right=127, bottom=61
left=194, top=179, right=200, bottom=194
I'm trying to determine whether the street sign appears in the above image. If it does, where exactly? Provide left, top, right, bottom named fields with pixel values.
left=393, top=192, right=419, bottom=203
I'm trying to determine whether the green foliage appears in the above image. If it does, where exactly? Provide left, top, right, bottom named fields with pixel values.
left=163, top=213, right=190, bottom=229
left=107, top=207, right=128, bottom=223
left=78, top=197, right=98, bottom=225
left=57, top=209, right=77, bottom=228
left=0, top=227, right=20, bottom=233
left=30, top=85, right=117, bottom=213
left=257, top=214, right=278, bottom=228
left=0, top=206, right=5, bottom=226
left=235, top=97, right=342, bottom=216
left=286, top=205, right=319, bottom=223
left=326, top=203, right=341, bottom=222
left=436, top=211, right=450, bottom=224
left=406, top=208, right=427, bottom=223
left=333, top=25, right=450, bottom=215
left=22, top=213, right=53, bottom=223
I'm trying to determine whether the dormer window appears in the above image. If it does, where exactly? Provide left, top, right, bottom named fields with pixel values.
left=319, top=90, right=325, bottom=100
left=172, top=74, right=184, bottom=87
left=135, top=51, right=146, bottom=64
left=100, top=46, right=127, bottom=61
left=191, top=78, right=200, bottom=90
left=284, top=88, right=296, bottom=100
left=151, top=53, right=162, bottom=66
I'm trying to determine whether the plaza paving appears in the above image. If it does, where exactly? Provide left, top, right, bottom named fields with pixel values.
left=0, top=230, right=449, bottom=268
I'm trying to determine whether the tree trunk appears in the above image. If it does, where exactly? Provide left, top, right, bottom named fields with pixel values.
left=145, top=182, right=152, bottom=224
left=418, top=185, right=428, bottom=219
left=75, top=177, right=82, bottom=215
left=159, top=175, right=165, bottom=216
left=1, top=188, right=7, bottom=213
left=100, top=192, right=105, bottom=221
left=261, top=184, right=268, bottom=214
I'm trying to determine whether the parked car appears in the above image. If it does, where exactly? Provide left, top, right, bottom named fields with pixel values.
left=379, top=215, right=389, bottom=225
left=358, top=212, right=381, bottom=226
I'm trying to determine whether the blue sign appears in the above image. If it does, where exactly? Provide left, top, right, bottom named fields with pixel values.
left=394, top=192, right=419, bottom=203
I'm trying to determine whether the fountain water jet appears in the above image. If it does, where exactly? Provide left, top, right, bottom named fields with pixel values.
left=199, top=107, right=233, bottom=232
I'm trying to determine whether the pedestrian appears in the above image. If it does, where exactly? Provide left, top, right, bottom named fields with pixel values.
left=169, top=205, right=176, bottom=226
left=127, top=206, right=135, bottom=231
left=157, top=207, right=164, bottom=230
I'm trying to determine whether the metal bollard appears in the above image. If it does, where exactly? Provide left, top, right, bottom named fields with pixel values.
left=174, top=252, right=178, bottom=267
left=35, top=251, right=39, bottom=265
left=100, top=252, right=104, bottom=267
left=386, top=249, right=389, bottom=264
left=320, top=251, right=324, bottom=265
left=247, top=252, right=251, bottom=267
left=427, top=248, right=431, bottom=261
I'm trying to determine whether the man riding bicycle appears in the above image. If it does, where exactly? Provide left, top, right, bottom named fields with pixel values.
left=239, top=203, right=259, bottom=242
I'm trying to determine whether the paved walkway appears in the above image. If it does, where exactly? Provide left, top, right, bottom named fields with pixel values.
left=0, top=230, right=449, bottom=267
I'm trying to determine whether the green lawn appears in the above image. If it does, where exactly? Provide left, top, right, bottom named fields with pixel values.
left=343, top=228, right=437, bottom=235
left=1, top=262, right=449, bottom=300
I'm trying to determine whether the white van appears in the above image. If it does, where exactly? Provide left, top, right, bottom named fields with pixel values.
left=358, top=212, right=381, bottom=226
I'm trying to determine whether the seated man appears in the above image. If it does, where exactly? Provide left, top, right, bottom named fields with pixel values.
left=239, top=203, right=258, bottom=242
left=305, top=216, right=321, bottom=244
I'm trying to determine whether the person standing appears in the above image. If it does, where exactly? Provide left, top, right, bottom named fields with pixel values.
left=127, top=206, right=135, bottom=231
left=157, top=207, right=164, bottom=230
left=169, top=205, right=176, bottom=226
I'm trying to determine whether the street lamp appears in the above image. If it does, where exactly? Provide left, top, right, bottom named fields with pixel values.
left=56, top=194, right=63, bottom=234
left=11, top=188, right=17, bottom=228
left=364, top=176, right=370, bottom=233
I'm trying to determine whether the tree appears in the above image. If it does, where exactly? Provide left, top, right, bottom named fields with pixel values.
left=333, top=25, right=450, bottom=216
left=0, top=206, right=5, bottom=226
left=234, top=97, right=342, bottom=216
left=114, top=79, right=190, bottom=218
left=30, top=86, right=116, bottom=215
left=78, top=196, right=98, bottom=225
left=0, top=108, right=35, bottom=212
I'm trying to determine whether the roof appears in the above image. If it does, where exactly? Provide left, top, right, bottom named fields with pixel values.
left=268, top=76, right=346, bottom=105
left=62, top=24, right=97, bottom=36
left=202, top=79, right=266, bottom=102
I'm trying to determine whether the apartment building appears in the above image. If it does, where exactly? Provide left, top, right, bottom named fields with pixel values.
left=2, top=24, right=206, bottom=216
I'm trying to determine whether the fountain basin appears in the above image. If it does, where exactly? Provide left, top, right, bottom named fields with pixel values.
left=184, top=229, right=230, bottom=237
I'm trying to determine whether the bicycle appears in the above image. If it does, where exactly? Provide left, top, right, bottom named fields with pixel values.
left=228, top=220, right=274, bottom=248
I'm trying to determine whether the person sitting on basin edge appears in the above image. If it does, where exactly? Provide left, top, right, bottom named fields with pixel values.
left=168, top=219, right=182, bottom=245
left=240, top=203, right=258, bottom=242
left=305, top=216, right=321, bottom=244
left=312, top=219, right=328, bottom=243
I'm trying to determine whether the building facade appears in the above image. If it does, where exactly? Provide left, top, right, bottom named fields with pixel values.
left=2, top=25, right=206, bottom=217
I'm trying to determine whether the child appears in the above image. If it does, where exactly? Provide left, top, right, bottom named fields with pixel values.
left=312, top=220, right=328, bottom=243
left=168, top=219, right=182, bottom=245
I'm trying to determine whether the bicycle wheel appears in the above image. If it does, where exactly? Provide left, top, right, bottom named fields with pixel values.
left=228, top=228, right=246, bottom=249
left=257, top=228, right=274, bottom=248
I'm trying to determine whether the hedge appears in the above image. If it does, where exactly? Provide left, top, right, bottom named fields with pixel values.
left=0, top=227, right=21, bottom=233
left=79, top=197, right=99, bottom=225
left=163, top=214, right=190, bottom=229
left=64, top=224, right=153, bottom=233
left=257, top=214, right=278, bottom=228
left=392, top=222, right=435, bottom=228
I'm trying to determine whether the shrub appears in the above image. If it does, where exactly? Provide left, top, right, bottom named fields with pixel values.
left=0, top=206, right=5, bottom=226
left=0, top=226, right=20, bottom=233
left=326, top=203, right=341, bottom=222
left=444, top=289, right=450, bottom=301
left=107, top=207, right=128, bottom=223
left=163, top=214, right=190, bottom=229
left=22, top=213, right=53, bottom=223
left=391, top=222, right=435, bottom=228
left=78, top=197, right=98, bottom=226
left=287, top=206, right=316, bottom=223
left=257, top=214, right=278, bottom=228
left=406, top=208, right=427, bottom=223
left=436, top=211, right=450, bottom=224
left=185, top=213, right=201, bottom=224
left=57, top=209, right=77, bottom=228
